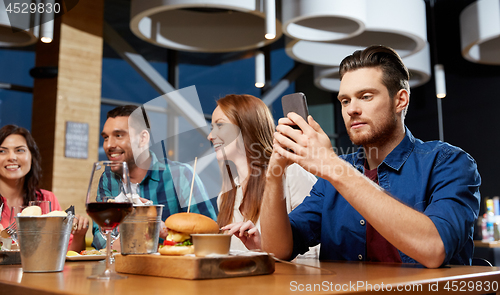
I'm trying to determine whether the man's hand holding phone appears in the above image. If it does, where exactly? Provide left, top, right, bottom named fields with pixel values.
left=275, top=113, right=310, bottom=154
left=275, top=94, right=337, bottom=179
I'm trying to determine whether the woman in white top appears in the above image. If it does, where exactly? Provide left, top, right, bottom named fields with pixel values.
left=207, top=94, right=317, bottom=255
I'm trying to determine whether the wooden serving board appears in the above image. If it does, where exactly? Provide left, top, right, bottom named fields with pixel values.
left=115, top=253, right=275, bottom=280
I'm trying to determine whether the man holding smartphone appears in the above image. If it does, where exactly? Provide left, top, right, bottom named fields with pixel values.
left=260, top=45, right=480, bottom=268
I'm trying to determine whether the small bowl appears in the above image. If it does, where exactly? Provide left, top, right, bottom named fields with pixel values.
left=191, top=234, right=231, bottom=257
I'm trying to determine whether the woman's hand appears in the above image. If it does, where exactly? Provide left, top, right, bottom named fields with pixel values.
left=72, top=214, right=89, bottom=236
left=221, top=220, right=261, bottom=250
left=68, top=214, right=90, bottom=252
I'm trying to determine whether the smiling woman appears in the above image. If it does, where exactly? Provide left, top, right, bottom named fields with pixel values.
left=0, top=125, right=41, bottom=215
left=207, top=95, right=318, bottom=257
left=0, top=133, right=32, bottom=183
left=0, top=124, right=89, bottom=252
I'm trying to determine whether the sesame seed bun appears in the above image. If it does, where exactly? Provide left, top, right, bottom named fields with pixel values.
left=164, top=212, right=219, bottom=234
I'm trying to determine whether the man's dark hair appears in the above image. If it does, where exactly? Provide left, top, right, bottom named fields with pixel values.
left=107, top=105, right=138, bottom=119
left=339, top=45, right=410, bottom=99
left=107, top=105, right=151, bottom=133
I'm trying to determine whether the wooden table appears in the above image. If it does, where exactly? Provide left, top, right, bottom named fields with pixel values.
left=1, top=259, right=499, bottom=295
left=474, top=241, right=500, bottom=248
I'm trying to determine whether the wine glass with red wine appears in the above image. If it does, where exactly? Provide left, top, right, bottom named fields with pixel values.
left=85, top=161, right=133, bottom=280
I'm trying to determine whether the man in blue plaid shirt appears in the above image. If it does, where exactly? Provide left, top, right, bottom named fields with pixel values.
left=92, top=105, right=216, bottom=250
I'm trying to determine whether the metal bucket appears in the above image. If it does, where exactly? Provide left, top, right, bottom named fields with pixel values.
left=16, top=215, right=74, bottom=272
left=119, top=205, right=164, bottom=254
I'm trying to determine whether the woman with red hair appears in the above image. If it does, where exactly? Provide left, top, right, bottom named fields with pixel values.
left=208, top=95, right=317, bottom=256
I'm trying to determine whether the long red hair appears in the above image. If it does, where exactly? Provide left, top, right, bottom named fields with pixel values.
left=216, top=95, right=275, bottom=227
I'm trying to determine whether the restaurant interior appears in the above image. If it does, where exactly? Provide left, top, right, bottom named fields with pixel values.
left=1, top=0, right=500, bottom=293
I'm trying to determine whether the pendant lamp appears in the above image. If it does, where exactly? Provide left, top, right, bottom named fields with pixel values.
left=282, top=0, right=367, bottom=42
left=255, top=50, right=265, bottom=88
left=285, top=0, right=427, bottom=66
left=0, top=0, right=37, bottom=47
left=460, top=0, right=500, bottom=65
left=130, top=0, right=282, bottom=53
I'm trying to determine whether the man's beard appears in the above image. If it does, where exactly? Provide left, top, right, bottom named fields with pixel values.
left=347, top=114, right=398, bottom=147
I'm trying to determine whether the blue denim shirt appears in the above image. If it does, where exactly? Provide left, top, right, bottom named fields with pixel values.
left=289, top=128, right=481, bottom=265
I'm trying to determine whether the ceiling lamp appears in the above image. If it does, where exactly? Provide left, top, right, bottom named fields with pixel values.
left=255, top=50, right=265, bottom=88
left=130, top=0, right=282, bottom=53
left=0, top=0, right=37, bottom=47
left=264, top=0, right=276, bottom=40
left=314, top=43, right=431, bottom=92
left=285, top=0, right=427, bottom=66
left=434, top=64, right=446, bottom=99
left=460, top=0, right=500, bottom=65
left=282, top=0, right=367, bottom=42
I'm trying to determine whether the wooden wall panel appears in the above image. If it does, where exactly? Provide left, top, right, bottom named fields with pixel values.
left=31, top=0, right=104, bottom=229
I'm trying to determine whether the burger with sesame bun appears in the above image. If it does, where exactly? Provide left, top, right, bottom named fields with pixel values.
left=159, top=212, right=219, bottom=255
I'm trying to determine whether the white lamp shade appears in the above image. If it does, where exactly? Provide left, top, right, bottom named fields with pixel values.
left=404, top=42, right=432, bottom=88
left=314, top=43, right=431, bottom=92
left=130, top=0, right=283, bottom=53
left=313, top=67, right=341, bottom=92
left=366, top=0, right=427, bottom=57
left=282, top=0, right=367, bottom=42
left=286, top=36, right=358, bottom=67
left=460, top=0, right=500, bottom=65
left=0, top=0, right=37, bottom=47
left=286, top=0, right=427, bottom=66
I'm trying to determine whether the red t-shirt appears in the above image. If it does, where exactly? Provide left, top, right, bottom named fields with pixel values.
left=0, top=190, right=73, bottom=246
left=364, top=166, right=402, bottom=263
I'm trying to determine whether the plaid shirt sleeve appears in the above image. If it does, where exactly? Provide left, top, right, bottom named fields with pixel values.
left=91, top=222, right=106, bottom=250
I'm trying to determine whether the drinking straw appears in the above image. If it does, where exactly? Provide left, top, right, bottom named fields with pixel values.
left=187, top=157, right=198, bottom=213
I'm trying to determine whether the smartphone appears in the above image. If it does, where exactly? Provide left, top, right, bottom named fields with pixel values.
left=282, top=92, right=309, bottom=129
